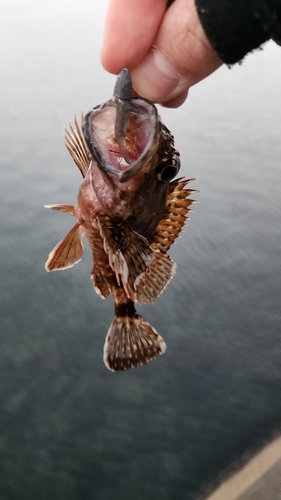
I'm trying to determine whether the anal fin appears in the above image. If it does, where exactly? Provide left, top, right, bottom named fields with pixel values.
left=45, top=222, right=84, bottom=272
left=91, top=265, right=111, bottom=298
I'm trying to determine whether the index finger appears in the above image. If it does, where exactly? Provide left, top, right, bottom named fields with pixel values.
left=101, top=0, right=168, bottom=74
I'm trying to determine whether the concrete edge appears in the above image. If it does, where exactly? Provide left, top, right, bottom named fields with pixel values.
left=203, top=435, right=281, bottom=500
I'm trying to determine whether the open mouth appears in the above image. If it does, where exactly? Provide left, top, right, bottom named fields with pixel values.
left=108, top=135, right=139, bottom=171
left=83, top=100, right=157, bottom=176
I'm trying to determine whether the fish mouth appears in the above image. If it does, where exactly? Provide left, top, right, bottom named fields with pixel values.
left=83, top=69, right=158, bottom=182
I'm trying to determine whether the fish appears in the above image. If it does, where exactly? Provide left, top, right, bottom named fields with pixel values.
left=45, top=68, right=197, bottom=371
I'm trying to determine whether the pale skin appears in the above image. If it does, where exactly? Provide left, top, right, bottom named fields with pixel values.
left=101, top=0, right=223, bottom=108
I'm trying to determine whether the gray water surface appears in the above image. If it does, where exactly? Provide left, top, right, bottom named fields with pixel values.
left=1, top=2, right=281, bottom=499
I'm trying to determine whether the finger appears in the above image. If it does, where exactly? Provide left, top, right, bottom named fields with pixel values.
left=160, top=89, right=189, bottom=108
left=130, top=0, right=223, bottom=104
left=101, top=0, right=167, bottom=74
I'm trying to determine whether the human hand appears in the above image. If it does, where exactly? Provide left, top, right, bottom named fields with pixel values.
left=101, top=0, right=223, bottom=107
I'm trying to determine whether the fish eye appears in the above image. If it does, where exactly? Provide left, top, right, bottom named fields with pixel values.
left=157, top=155, right=180, bottom=181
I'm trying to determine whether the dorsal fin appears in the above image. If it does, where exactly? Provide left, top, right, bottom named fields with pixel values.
left=134, top=250, right=176, bottom=305
left=133, top=178, right=197, bottom=304
left=151, top=178, right=198, bottom=253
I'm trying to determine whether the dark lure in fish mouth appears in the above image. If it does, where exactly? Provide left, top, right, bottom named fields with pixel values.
left=83, top=68, right=159, bottom=181
left=45, top=68, right=197, bottom=371
left=113, top=67, right=133, bottom=165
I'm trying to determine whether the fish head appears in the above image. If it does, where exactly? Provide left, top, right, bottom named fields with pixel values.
left=83, top=69, right=180, bottom=229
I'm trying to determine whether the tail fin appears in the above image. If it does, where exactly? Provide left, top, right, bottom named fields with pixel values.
left=103, top=314, right=166, bottom=371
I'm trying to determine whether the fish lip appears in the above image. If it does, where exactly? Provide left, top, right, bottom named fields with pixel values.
left=117, top=149, right=153, bottom=182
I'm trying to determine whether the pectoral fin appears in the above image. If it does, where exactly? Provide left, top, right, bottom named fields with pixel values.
left=44, top=204, right=76, bottom=216
left=45, top=222, right=84, bottom=272
left=98, top=217, right=155, bottom=300
left=64, top=114, right=91, bottom=178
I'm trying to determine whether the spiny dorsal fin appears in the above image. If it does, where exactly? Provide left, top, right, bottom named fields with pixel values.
left=103, top=313, right=166, bottom=371
left=135, top=251, right=176, bottom=305
left=151, top=178, right=198, bottom=254
left=64, top=114, right=91, bottom=178
left=97, top=215, right=155, bottom=300
left=44, top=204, right=76, bottom=216
left=45, top=222, right=84, bottom=272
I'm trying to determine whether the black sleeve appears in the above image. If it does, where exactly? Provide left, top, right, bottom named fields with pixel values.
left=195, top=0, right=281, bottom=64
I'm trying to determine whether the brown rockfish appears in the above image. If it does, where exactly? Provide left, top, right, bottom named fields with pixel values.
left=45, top=68, right=196, bottom=371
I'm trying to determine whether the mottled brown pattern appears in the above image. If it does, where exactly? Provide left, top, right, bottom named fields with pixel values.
left=45, top=70, right=197, bottom=371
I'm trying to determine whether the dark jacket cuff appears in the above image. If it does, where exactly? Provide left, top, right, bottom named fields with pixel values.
left=195, top=0, right=281, bottom=64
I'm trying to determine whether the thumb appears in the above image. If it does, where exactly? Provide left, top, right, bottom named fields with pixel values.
left=131, top=0, right=222, bottom=107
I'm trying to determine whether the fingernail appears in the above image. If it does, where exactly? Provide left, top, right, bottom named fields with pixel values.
left=131, top=47, right=180, bottom=101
